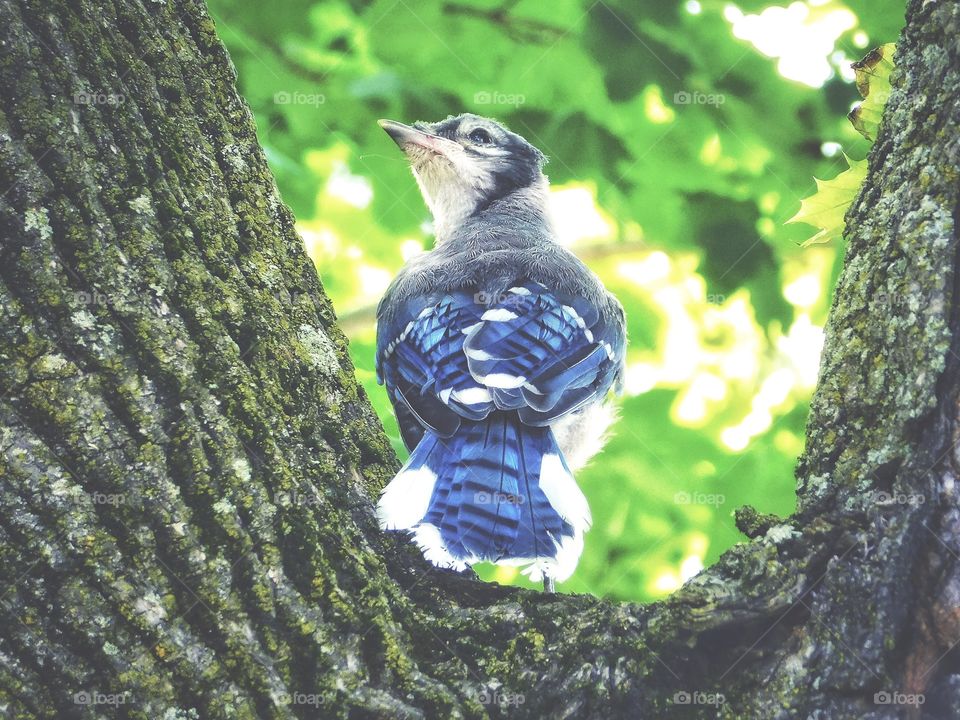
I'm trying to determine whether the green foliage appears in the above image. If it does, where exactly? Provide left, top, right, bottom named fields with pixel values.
left=788, top=154, right=868, bottom=246
left=789, top=43, right=895, bottom=246
left=209, top=0, right=905, bottom=601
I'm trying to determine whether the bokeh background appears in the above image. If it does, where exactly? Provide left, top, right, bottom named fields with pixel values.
left=206, top=0, right=905, bottom=601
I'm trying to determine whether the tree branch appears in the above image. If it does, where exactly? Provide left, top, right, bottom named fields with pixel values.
left=1, top=0, right=958, bottom=717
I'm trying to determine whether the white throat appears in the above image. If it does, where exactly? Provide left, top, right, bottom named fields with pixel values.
left=413, top=162, right=551, bottom=245
left=414, top=171, right=482, bottom=244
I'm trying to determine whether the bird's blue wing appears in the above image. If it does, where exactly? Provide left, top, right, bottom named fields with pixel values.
left=377, top=281, right=624, bottom=447
left=377, top=291, right=494, bottom=449
left=463, top=282, right=624, bottom=425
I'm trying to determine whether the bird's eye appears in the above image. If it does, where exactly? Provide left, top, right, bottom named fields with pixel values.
left=468, top=128, right=493, bottom=145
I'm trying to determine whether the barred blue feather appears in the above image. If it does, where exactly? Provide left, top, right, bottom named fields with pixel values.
left=376, top=281, right=623, bottom=582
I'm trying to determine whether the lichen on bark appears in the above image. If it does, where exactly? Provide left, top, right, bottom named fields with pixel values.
left=1, top=0, right=959, bottom=718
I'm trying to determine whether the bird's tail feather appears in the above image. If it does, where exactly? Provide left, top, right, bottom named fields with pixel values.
left=377, top=413, right=591, bottom=582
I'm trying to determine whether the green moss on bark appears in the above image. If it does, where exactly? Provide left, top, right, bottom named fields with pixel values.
left=2, top=0, right=959, bottom=718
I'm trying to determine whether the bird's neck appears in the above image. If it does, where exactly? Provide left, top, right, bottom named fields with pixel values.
left=422, top=183, right=480, bottom=245
left=434, top=177, right=553, bottom=246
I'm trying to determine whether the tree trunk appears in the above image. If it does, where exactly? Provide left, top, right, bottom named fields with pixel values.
left=0, top=0, right=958, bottom=717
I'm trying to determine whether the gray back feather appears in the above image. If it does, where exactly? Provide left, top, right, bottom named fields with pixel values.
left=378, top=185, right=624, bottom=331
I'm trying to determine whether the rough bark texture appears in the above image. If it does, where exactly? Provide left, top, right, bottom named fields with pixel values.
left=0, top=0, right=958, bottom=718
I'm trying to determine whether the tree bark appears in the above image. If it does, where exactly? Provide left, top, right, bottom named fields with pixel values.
left=0, top=0, right=958, bottom=718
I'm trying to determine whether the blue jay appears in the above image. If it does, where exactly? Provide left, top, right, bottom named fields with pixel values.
left=375, top=114, right=626, bottom=590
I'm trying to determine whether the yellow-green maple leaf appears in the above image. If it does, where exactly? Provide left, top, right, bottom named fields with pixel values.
left=790, top=44, right=895, bottom=246
left=848, top=43, right=896, bottom=141
left=788, top=155, right=868, bottom=246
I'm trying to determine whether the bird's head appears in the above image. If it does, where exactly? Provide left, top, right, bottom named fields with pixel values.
left=379, top=113, right=547, bottom=240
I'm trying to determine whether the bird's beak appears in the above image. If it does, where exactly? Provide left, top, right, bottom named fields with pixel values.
left=378, top=119, right=454, bottom=156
